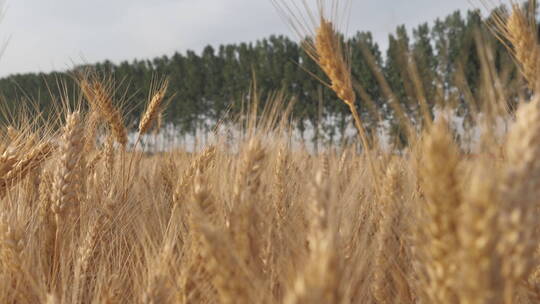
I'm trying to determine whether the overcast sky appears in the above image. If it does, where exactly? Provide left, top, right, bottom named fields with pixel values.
left=0, top=0, right=480, bottom=77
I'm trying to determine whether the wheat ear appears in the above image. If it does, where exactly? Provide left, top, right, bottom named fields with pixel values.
left=458, top=162, right=504, bottom=304
left=139, top=79, right=169, bottom=135
left=0, top=142, right=54, bottom=197
left=51, top=112, right=84, bottom=270
left=498, top=95, right=540, bottom=301
left=416, top=118, right=461, bottom=303
left=507, top=4, right=539, bottom=88
left=173, top=146, right=216, bottom=204
left=306, top=17, right=383, bottom=197
left=80, top=79, right=128, bottom=146
left=0, top=212, right=24, bottom=276
left=313, top=19, right=373, bottom=152
left=373, top=162, right=406, bottom=304
left=490, top=3, right=540, bottom=89
left=72, top=214, right=104, bottom=303
left=285, top=170, right=341, bottom=304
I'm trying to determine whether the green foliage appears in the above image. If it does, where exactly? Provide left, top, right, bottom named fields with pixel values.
left=0, top=6, right=524, bottom=145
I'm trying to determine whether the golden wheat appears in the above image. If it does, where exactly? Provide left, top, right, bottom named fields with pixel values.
left=0, top=2, right=539, bottom=303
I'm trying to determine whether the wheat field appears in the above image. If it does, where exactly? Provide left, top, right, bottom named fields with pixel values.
left=1, top=1, right=540, bottom=303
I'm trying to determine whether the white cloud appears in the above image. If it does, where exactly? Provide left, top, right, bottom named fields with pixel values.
left=0, top=0, right=476, bottom=77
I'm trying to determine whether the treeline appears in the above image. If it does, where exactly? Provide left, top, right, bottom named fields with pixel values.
left=0, top=7, right=525, bottom=145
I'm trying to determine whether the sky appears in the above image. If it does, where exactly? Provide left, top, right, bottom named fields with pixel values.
left=0, top=0, right=481, bottom=77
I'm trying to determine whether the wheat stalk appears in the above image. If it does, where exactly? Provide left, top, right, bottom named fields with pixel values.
left=313, top=19, right=374, bottom=153
left=273, top=145, right=288, bottom=222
